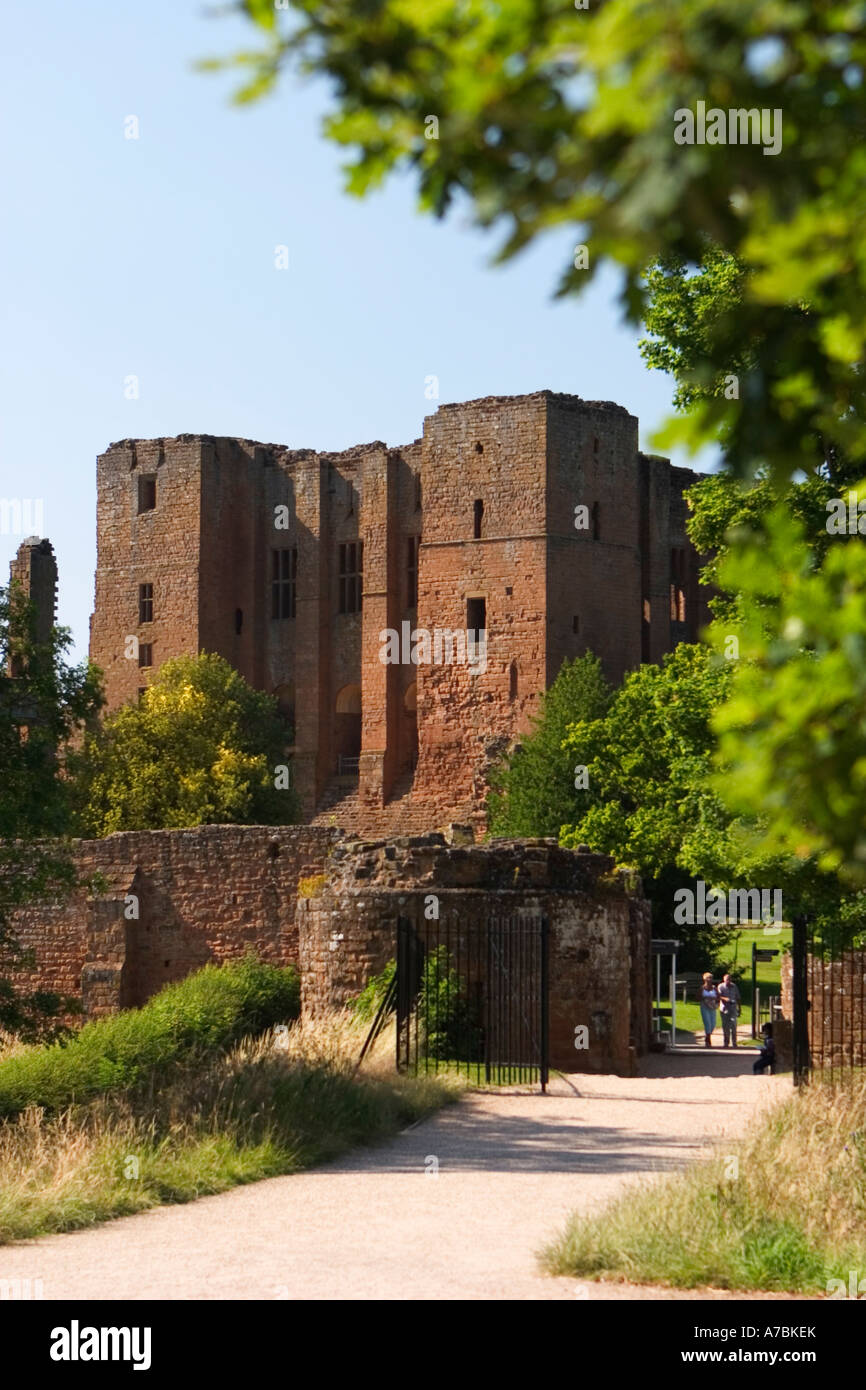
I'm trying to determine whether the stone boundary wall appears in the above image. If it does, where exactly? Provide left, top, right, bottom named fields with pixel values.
left=780, top=948, right=866, bottom=1069
left=299, top=835, right=651, bottom=1073
left=10, top=825, right=341, bottom=1017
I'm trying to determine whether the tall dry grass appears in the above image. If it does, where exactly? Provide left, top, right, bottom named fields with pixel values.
left=542, top=1076, right=866, bottom=1293
left=0, top=1010, right=458, bottom=1246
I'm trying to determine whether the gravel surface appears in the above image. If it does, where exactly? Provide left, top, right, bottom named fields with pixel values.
left=0, top=1045, right=793, bottom=1301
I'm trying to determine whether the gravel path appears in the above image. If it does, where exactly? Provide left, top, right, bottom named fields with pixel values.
left=0, top=1046, right=790, bottom=1301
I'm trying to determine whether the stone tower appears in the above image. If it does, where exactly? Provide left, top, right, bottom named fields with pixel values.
left=8, top=536, right=58, bottom=659
left=89, top=392, right=710, bottom=833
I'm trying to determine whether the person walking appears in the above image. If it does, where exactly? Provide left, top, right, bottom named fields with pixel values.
left=718, top=972, right=741, bottom=1048
left=699, top=972, right=719, bottom=1047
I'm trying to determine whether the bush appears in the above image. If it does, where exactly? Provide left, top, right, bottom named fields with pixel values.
left=0, top=957, right=299, bottom=1119
left=348, top=960, right=396, bottom=1023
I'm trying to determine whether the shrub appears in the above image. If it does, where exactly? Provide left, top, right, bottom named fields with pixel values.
left=0, top=957, right=299, bottom=1119
left=348, top=960, right=396, bottom=1022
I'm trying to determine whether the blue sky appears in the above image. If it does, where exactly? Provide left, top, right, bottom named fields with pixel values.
left=0, top=1, right=716, bottom=664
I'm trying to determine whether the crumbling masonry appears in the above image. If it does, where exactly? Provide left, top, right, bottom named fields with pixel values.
left=86, top=391, right=708, bottom=835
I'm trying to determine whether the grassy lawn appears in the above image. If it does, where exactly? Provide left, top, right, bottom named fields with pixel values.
left=541, top=1076, right=866, bottom=1293
left=655, top=926, right=793, bottom=1039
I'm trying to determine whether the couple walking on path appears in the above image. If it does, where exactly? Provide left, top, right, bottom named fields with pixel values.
left=699, top=972, right=740, bottom=1048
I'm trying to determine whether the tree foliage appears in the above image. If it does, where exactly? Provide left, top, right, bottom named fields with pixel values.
left=73, top=653, right=299, bottom=835
left=486, top=653, right=610, bottom=839
left=0, top=582, right=103, bottom=1037
left=212, top=0, right=866, bottom=484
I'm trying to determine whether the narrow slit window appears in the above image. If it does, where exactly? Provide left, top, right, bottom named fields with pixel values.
left=137, top=475, right=157, bottom=513
left=473, top=499, right=484, bottom=539
left=407, top=535, right=419, bottom=609
left=271, top=548, right=297, bottom=620
left=338, top=541, right=363, bottom=614
left=138, top=582, right=153, bottom=623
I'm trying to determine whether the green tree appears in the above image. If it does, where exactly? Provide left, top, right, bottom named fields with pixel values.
left=0, top=581, right=103, bottom=1037
left=74, top=653, right=299, bottom=835
left=486, top=653, right=610, bottom=839
left=559, top=643, right=854, bottom=960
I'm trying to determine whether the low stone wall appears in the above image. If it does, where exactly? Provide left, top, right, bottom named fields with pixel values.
left=10, top=828, right=652, bottom=1071
left=10, top=825, right=341, bottom=1017
left=299, top=835, right=651, bottom=1073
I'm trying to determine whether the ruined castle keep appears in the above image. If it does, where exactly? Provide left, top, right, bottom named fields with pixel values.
left=87, top=391, right=709, bottom=835
left=5, top=392, right=686, bottom=1060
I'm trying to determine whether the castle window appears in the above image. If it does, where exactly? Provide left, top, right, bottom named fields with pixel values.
left=475, top=442, right=484, bottom=454
left=137, top=475, right=156, bottom=513
left=235, top=608, right=243, bottom=635
left=509, top=662, right=518, bottom=701
left=414, top=474, right=422, bottom=511
left=473, top=499, right=484, bottom=539
left=591, top=501, right=600, bottom=540
left=138, top=583, right=153, bottom=623
left=407, top=535, right=419, bottom=609
left=272, top=547, right=297, bottom=619
left=346, top=478, right=354, bottom=517
left=467, top=596, right=486, bottom=635
left=138, top=642, right=153, bottom=668
left=593, top=437, right=599, bottom=455
left=338, top=541, right=363, bottom=614
left=573, top=615, right=579, bottom=634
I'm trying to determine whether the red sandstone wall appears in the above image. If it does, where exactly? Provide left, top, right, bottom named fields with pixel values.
left=414, top=396, right=550, bottom=825
left=9, top=826, right=340, bottom=1017
left=546, top=397, right=642, bottom=687
left=90, top=438, right=204, bottom=709
left=88, top=395, right=709, bottom=834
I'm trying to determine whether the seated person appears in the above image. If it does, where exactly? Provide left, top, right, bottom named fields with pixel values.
left=753, top=1022, right=776, bottom=1075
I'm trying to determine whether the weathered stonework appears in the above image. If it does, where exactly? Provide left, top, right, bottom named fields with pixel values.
left=780, top=949, right=866, bottom=1070
left=9, top=828, right=651, bottom=1073
left=87, top=391, right=709, bottom=836
left=9, top=826, right=341, bottom=1018
left=299, top=835, right=651, bottom=1074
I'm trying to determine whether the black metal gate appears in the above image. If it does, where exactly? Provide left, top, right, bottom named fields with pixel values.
left=396, top=914, right=549, bottom=1089
left=792, top=914, right=866, bottom=1085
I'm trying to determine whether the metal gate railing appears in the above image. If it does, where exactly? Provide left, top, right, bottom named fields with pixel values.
left=395, top=914, right=549, bottom=1090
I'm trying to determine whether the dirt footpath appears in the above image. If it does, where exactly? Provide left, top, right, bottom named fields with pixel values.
left=0, top=1048, right=790, bottom=1301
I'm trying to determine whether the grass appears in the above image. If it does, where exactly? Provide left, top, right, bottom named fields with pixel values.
left=541, top=1075, right=866, bottom=1293
left=655, top=926, right=793, bottom=1039
left=0, top=957, right=300, bottom=1118
left=0, top=1012, right=458, bottom=1245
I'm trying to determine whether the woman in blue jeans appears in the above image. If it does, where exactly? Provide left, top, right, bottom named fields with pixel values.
left=699, top=972, right=720, bottom=1047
